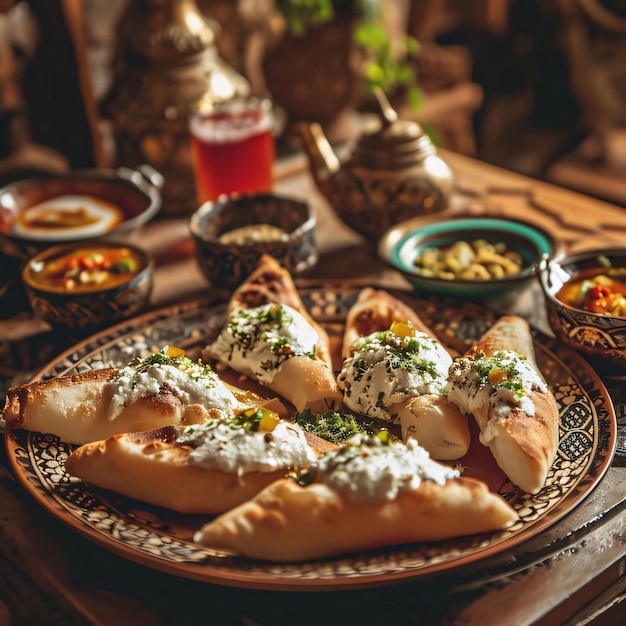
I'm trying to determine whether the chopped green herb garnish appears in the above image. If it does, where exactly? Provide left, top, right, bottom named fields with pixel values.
left=110, top=259, right=137, bottom=273
left=129, top=348, right=215, bottom=379
left=459, top=350, right=526, bottom=401
left=293, top=409, right=377, bottom=445
left=227, top=304, right=317, bottom=364
left=287, top=468, right=317, bottom=486
left=350, top=330, right=441, bottom=382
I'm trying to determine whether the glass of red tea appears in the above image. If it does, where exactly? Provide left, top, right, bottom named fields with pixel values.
left=189, top=98, right=275, bottom=204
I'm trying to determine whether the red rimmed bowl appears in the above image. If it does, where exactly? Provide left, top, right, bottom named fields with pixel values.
left=0, top=165, right=162, bottom=260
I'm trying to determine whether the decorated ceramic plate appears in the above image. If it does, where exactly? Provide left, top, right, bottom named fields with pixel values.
left=4, top=289, right=617, bottom=590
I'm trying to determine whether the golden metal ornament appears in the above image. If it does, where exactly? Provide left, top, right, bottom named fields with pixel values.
left=102, top=0, right=250, bottom=216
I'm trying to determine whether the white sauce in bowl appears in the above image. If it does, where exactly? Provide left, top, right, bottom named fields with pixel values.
left=12, top=195, right=124, bottom=241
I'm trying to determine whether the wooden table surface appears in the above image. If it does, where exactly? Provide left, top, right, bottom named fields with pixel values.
left=1, top=149, right=626, bottom=625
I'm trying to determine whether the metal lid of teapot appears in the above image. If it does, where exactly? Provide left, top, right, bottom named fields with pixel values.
left=352, top=89, right=435, bottom=167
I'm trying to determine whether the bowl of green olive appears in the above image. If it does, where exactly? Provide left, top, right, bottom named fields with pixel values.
left=378, top=215, right=562, bottom=301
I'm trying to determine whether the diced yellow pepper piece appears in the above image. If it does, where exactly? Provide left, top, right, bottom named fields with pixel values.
left=258, top=409, right=281, bottom=432
left=488, top=369, right=508, bottom=385
left=376, top=429, right=390, bottom=444
left=389, top=321, right=416, bottom=339
left=164, top=345, right=185, bottom=358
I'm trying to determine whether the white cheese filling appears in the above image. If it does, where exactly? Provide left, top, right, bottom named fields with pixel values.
left=337, top=329, right=452, bottom=422
left=446, top=350, right=548, bottom=444
left=176, top=419, right=317, bottom=474
left=208, top=303, right=319, bottom=383
left=318, top=434, right=459, bottom=502
left=107, top=355, right=240, bottom=420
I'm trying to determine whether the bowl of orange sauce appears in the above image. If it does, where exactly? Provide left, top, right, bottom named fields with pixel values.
left=0, top=165, right=162, bottom=260
left=22, top=242, right=154, bottom=332
left=539, top=247, right=626, bottom=370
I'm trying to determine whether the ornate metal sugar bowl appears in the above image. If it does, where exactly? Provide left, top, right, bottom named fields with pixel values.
left=299, top=90, right=455, bottom=243
left=102, top=0, right=250, bottom=216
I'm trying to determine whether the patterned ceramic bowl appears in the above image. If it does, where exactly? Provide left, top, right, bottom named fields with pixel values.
left=539, top=248, right=626, bottom=371
left=189, top=193, right=318, bottom=297
left=378, top=214, right=562, bottom=302
left=22, top=241, right=154, bottom=333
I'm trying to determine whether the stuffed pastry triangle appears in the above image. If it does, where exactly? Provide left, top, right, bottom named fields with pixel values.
left=204, top=255, right=341, bottom=413
left=65, top=409, right=319, bottom=514
left=3, top=347, right=264, bottom=445
left=446, top=315, right=560, bottom=494
left=337, top=288, right=470, bottom=460
left=194, top=433, right=517, bottom=562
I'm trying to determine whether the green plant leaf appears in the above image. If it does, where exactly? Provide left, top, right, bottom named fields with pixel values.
left=364, top=62, right=385, bottom=84
left=395, top=65, right=414, bottom=84
left=355, top=0, right=380, bottom=20
left=405, top=36, right=421, bottom=55
left=408, top=85, right=424, bottom=112
left=422, top=122, right=441, bottom=145
left=353, top=20, right=389, bottom=49
left=276, top=0, right=424, bottom=114
left=276, top=0, right=335, bottom=34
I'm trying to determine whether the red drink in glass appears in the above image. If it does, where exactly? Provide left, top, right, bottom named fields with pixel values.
left=190, top=99, right=275, bottom=204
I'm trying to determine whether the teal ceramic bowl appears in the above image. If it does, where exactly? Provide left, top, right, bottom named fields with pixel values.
left=378, top=215, right=562, bottom=301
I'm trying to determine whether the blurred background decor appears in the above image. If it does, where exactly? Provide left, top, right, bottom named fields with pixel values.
left=3, top=1, right=626, bottom=213
left=0, top=2, right=70, bottom=185
left=100, top=0, right=250, bottom=216
left=262, top=0, right=366, bottom=144
left=261, top=0, right=422, bottom=145
left=0, top=0, right=485, bottom=213
left=544, top=0, right=626, bottom=206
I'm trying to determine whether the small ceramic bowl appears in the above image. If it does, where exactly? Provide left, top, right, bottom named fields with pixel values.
left=378, top=214, right=562, bottom=301
left=539, top=247, right=626, bottom=371
left=189, top=193, right=318, bottom=296
left=22, top=241, right=154, bottom=333
left=0, top=165, right=163, bottom=260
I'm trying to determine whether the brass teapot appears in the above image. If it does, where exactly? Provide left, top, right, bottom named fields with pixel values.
left=299, top=90, right=455, bottom=243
